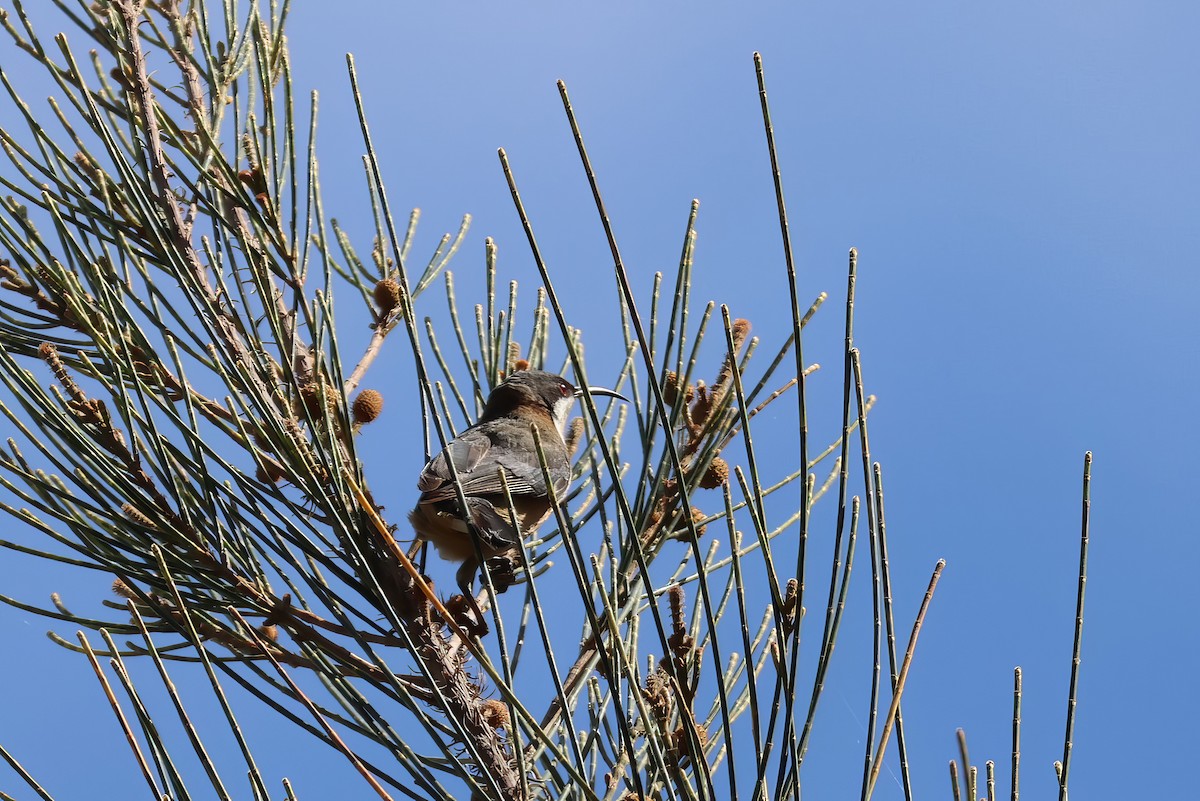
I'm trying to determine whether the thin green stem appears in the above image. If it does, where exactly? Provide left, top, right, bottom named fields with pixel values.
left=1058, top=452, right=1092, bottom=801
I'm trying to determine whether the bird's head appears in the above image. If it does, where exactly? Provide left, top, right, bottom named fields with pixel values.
left=483, top=370, right=626, bottom=433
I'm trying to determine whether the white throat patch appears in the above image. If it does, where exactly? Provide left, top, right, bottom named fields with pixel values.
left=551, top=394, right=576, bottom=435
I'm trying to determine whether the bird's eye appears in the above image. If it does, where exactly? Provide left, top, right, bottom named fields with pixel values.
left=560, top=381, right=571, bottom=397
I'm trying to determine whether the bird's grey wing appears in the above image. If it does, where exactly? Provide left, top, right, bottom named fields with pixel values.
left=494, top=448, right=571, bottom=499
left=416, top=430, right=488, bottom=495
left=416, top=429, right=542, bottom=502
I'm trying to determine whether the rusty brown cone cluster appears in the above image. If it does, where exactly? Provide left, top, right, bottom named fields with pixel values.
left=373, top=278, right=401, bottom=314
left=644, top=318, right=753, bottom=544
left=352, top=389, right=384, bottom=424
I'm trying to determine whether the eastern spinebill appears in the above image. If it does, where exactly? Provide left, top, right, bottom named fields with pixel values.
left=408, top=369, right=625, bottom=626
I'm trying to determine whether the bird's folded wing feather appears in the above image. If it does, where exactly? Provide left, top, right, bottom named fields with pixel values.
left=417, top=429, right=557, bottom=502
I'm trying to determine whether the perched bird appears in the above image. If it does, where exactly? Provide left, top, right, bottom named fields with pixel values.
left=409, top=370, right=625, bottom=625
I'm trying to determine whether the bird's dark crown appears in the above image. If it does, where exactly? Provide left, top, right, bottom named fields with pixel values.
left=482, top=370, right=574, bottom=420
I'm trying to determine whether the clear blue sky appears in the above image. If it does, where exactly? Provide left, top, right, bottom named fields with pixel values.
left=1, top=2, right=1195, bottom=798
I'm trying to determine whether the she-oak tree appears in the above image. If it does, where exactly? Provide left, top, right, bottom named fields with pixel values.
left=0, top=2, right=1089, bottom=800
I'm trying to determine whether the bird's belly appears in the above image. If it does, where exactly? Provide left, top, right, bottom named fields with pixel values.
left=409, top=505, right=496, bottom=562
left=430, top=529, right=478, bottom=562
left=408, top=494, right=552, bottom=563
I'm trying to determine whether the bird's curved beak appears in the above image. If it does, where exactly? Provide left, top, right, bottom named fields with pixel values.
left=576, top=386, right=628, bottom=402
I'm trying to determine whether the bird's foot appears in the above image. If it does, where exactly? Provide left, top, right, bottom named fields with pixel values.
left=483, top=554, right=519, bottom=594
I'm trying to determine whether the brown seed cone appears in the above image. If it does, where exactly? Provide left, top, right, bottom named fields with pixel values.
left=663, top=370, right=694, bottom=407
left=479, top=698, right=510, bottom=729
left=564, top=417, right=586, bottom=458
left=112, top=578, right=137, bottom=600
left=671, top=722, right=710, bottom=762
left=698, top=457, right=729, bottom=489
left=731, top=317, right=752, bottom=351
left=663, top=370, right=681, bottom=405
left=352, top=389, right=384, bottom=424
left=300, top=384, right=341, bottom=420
left=667, top=584, right=687, bottom=634
left=507, top=341, right=523, bottom=373
left=237, top=167, right=266, bottom=195
left=690, top=383, right=712, bottom=426
left=643, top=670, right=673, bottom=720
left=122, top=503, right=157, bottom=528
left=255, top=459, right=286, bottom=484
left=373, top=278, right=401, bottom=313
left=252, top=428, right=274, bottom=452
